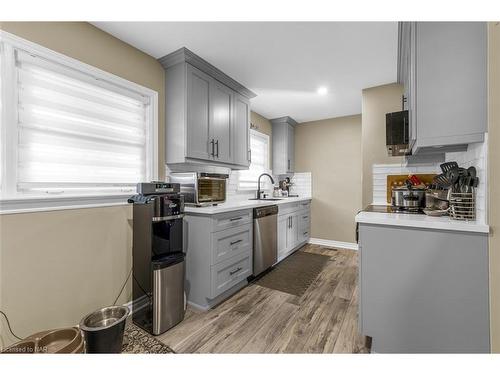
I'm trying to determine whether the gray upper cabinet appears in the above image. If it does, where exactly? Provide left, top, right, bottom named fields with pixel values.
left=210, top=81, right=233, bottom=163
left=186, top=65, right=211, bottom=160
left=159, top=47, right=256, bottom=170
left=271, top=116, right=298, bottom=175
left=233, top=93, right=251, bottom=167
left=398, top=22, right=487, bottom=156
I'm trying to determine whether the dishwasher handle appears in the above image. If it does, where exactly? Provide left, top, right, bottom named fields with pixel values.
left=253, top=205, right=278, bottom=218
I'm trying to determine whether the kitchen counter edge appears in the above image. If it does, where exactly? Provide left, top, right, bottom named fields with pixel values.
left=184, top=197, right=312, bottom=215
left=355, top=211, right=489, bottom=234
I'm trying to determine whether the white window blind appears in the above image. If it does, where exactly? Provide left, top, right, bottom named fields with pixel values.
left=237, top=130, right=270, bottom=190
left=14, top=50, right=151, bottom=196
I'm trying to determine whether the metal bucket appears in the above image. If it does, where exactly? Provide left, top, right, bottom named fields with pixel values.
left=79, top=306, right=129, bottom=353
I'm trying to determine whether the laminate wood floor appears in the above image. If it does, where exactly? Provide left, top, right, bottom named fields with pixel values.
left=158, top=244, right=370, bottom=353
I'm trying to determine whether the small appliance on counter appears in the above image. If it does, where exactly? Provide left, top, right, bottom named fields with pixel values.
left=169, top=172, right=228, bottom=206
left=278, top=177, right=298, bottom=198
left=391, top=185, right=426, bottom=211
left=128, top=182, right=186, bottom=336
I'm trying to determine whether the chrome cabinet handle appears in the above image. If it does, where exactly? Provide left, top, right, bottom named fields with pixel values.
left=303, top=215, right=308, bottom=219
left=288, top=159, right=290, bottom=170
left=303, top=231, right=308, bottom=236
left=230, top=216, right=242, bottom=222
left=230, top=239, right=243, bottom=246
left=229, top=267, right=242, bottom=276
left=215, top=140, right=219, bottom=158
left=210, top=139, right=215, bottom=157
left=248, top=149, right=251, bottom=162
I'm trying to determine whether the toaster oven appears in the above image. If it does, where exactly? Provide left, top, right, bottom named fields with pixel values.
left=169, top=172, right=228, bottom=206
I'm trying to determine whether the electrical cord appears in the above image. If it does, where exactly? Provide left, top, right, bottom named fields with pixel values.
left=0, top=310, right=23, bottom=341
left=113, top=267, right=133, bottom=306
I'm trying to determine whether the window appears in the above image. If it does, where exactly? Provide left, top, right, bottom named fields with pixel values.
left=0, top=32, right=158, bottom=213
left=237, top=130, right=270, bottom=190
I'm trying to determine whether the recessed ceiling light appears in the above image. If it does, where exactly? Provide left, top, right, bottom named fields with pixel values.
left=317, top=86, right=328, bottom=95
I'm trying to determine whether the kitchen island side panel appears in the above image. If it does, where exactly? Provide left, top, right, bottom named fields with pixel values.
left=359, top=223, right=489, bottom=353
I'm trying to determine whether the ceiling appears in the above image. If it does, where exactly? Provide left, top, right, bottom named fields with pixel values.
left=92, top=22, right=398, bottom=123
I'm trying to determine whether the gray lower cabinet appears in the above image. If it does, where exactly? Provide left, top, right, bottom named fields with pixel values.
left=277, top=201, right=311, bottom=262
left=160, top=47, right=255, bottom=170
left=398, top=22, right=487, bottom=156
left=184, top=209, right=253, bottom=310
left=358, top=223, right=490, bottom=353
left=271, top=116, right=297, bottom=175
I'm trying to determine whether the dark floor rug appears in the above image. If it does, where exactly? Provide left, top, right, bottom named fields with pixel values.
left=122, top=321, right=175, bottom=354
left=254, top=251, right=331, bottom=297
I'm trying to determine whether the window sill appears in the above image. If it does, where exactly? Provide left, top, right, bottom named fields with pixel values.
left=0, top=194, right=132, bottom=215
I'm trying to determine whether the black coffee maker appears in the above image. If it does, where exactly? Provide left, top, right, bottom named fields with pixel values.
left=128, top=182, right=186, bottom=335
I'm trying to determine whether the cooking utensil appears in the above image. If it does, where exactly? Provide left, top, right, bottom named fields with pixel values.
left=392, top=186, right=426, bottom=209
left=447, top=169, right=460, bottom=192
left=433, top=173, right=451, bottom=189
left=440, top=161, right=459, bottom=173
left=425, top=190, right=450, bottom=211
left=467, top=166, right=477, bottom=179
left=423, top=208, right=449, bottom=217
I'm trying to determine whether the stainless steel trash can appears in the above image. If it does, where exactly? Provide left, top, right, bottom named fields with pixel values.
left=79, top=306, right=129, bottom=353
left=152, top=253, right=186, bottom=335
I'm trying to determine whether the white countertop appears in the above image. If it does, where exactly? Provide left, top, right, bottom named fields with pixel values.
left=355, top=211, right=489, bottom=234
left=184, top=196, right=312, bottom=215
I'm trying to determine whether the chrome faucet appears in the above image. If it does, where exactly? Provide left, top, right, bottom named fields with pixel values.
left=256, top=173, right=275, bottom=200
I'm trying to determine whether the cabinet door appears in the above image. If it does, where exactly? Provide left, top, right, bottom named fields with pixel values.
left=277, top=215, right=289, bottom=259
left=286, top=213, right=299, bottom=251
left=233, top=93, right=250, bottom=167
left=186, top=65, right=212, bottom=161
left=210, top=81, right=233, bottom=163
left=408, top=22, right=417, bottom=147
left=415, top=22, right=487, bottom=145
left=287, top=124, right=295, bottom=173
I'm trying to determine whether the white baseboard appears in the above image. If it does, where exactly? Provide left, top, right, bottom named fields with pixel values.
left=309, top=237, right=358, bottom=251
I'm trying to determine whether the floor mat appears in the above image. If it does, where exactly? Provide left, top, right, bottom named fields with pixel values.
left=254, top=251, right=331, bottom=297
left=122, top=321, right=175, bottom=354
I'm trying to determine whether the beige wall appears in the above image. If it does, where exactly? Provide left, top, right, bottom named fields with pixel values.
left=295, top=115, right=362, bottom=243
left=488, top=22, right=500, bottom=353
left=361, top=83, right=404, bottom=207
left=0, top=22, right=165, bottom=347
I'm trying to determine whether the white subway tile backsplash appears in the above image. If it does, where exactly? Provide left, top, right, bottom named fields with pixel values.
left=289, top=172, right=312, bottom=198
left=372, top=134, right=488, bottom=223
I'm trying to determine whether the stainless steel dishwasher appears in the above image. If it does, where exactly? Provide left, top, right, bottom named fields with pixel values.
left=253, top=205, right=278, bottom=276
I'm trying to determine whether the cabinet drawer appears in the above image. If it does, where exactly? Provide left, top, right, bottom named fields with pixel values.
left=298, top=201, right=311, bottom=211
left=299, top=211, right=310, bottom=230
left=210, top=252, right=252, bottom=298
left=212, top=209, right=252, bottom=232
left=211, top=224, right=252, bottom=264
left=298, top=227, right=310, bottom=243
left=278, top=202, right=300, bottom=216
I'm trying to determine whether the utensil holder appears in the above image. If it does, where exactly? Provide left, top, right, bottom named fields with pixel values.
left=449, top=191, right=476, bottom=221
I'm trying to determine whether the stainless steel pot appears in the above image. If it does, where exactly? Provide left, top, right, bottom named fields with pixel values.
left=391, top=187, right=426, bottom=209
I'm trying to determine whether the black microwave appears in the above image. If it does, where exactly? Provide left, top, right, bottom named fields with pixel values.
left=386, top=110, right=409, bottom=156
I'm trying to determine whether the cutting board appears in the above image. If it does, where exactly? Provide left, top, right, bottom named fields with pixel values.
left=386, top=174, right=437, bottom=204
